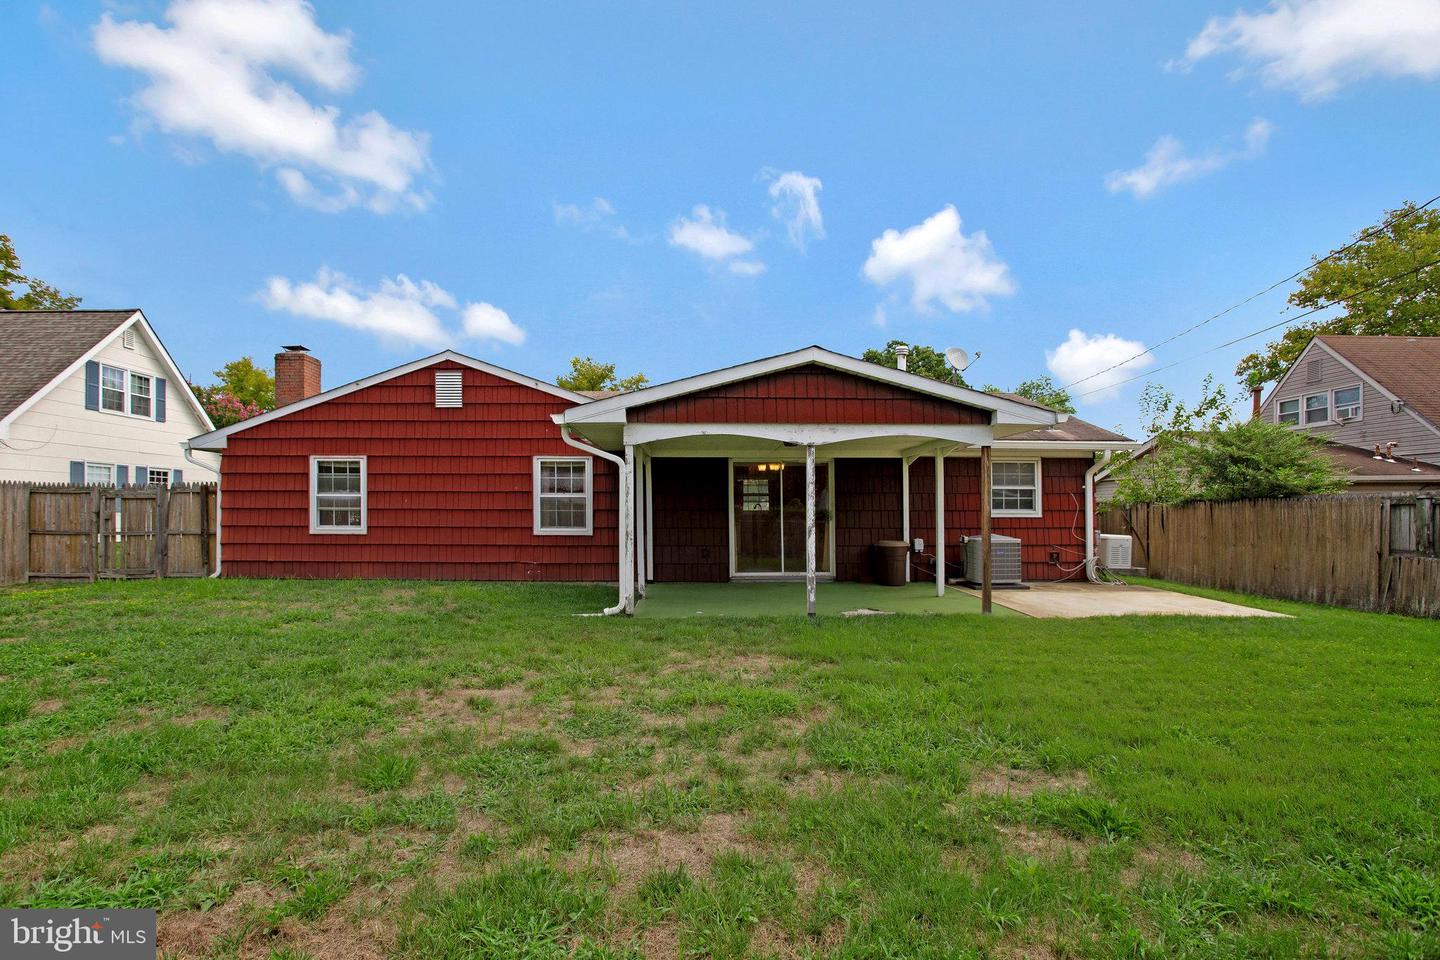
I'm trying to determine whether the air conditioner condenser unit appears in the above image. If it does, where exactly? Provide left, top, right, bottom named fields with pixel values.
left=962, top=534, right=1023, bottom=586
left=1099, top=533, right=1133, bottom=570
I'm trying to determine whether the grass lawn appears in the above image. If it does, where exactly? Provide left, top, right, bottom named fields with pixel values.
left=0, top=579, right=1437, bottom=959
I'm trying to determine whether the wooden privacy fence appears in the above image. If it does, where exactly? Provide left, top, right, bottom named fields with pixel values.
left=1, top=482, right=217, bottom=586
left=1101, top=495, right=1440, bottom=617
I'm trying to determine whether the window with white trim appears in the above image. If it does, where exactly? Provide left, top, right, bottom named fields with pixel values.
left=144, top=468, right=170, bottom=487
left=310, top=457, right=366, bottom=533
left=534, top=457, right=592, bottom=534
left=1333, top=385, right=1361, bottom=420
left=991, top=459, right=1041, bottom=517
left=1277, top=398, right=1300, bottom=426
left=85, top=462, right=115, bottom=485
left=100, top=365, right=126, bottom=412
left=1304, top=392, right=1330, bottom=425
left=129, top=372, right=153, bottom=417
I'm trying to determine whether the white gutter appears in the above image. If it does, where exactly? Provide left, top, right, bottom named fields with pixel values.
left=560, top=426, right=630, bottom=616
left=1084, top=450, right=1113, bottom=583
left=181, top=442, right=222, bottom=579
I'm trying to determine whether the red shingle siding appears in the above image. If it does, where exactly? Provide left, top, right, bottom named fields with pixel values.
left=833, top=459, right=904, bottom=581
left=220, top=361, right=618, bottom=581
left=630, top=365, right=988, bottom=425
left=907, top=456, right=1090, bottom=582
left=649, top=458, right=729, bottom=582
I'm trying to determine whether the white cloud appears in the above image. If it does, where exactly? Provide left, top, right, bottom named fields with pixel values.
left=767, top=171, right=824, bottom=251
left=861, top=205, right=1015, bottom=313
left=258, top=268, right=524, bottom=348
left=1176, top=0, right=1440, bottom=100
left=1045, top=329, right=1155, bottom=402
left=553, top=197, right=632, bottom=241
left=668, top=204, right=763, bottom=276
left=461, top=302, right=526, bottom=346
left=1106, top=119, right=1272, bottom=199
left=93, top=0, right=431, bottom=213
left=871, top=304, right=888, bottom=328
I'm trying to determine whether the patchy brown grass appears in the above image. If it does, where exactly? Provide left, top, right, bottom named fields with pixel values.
left=968, top=766, right=1090, bottom=798
left=571, top=812, right=762, bottom=898
left=997, top=823, right=1092, bottom=864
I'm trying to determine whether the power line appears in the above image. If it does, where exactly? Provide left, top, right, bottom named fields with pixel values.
left=1059, top=193, right=1440, bottom=391
left=1074, top=253, right=1440, bottom=400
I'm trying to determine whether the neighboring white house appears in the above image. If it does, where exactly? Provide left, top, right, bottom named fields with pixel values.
left=0, top=309, right=217, bottom=484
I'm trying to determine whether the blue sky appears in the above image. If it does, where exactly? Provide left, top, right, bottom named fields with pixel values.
left=5, top=0, right=1439, bottom=434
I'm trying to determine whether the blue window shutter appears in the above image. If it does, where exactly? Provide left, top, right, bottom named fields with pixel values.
left=173, top=468, right=183, bottom=485
left=155, top=377, right=167, bottom=422
left=84, top=361, right=100, bottom=411
left=116, top=465, right=129, bottom=487
left=69, top=461, right=84, bottom=483
left=136, top=466, right=148, bottom=486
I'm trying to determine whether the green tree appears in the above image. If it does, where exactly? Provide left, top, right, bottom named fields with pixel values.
left=1235, top=201, right=1440, bottom=388
left=188, top=357, right=275, bottom=428
left=862, top=340, right=969, bottom=387
left=984, top=375, right=1075, bottom=413
left=1108, top=377, right=1344, bottom=505
left=555, top=357, right=648, bottom=393
left=0, top=234, right=81, bottom=310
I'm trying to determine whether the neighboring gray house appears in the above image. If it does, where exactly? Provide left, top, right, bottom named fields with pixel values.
left=0, top=309, right=217, bottom=484
left=1258, top=335, right=1440, bottom=465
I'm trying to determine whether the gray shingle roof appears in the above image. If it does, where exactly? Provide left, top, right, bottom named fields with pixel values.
left=0, top=310, right=136, bottom=420
left=1316, top=335, right=1440, bottom=429
left=1006, top=418, right=1132, bottom=443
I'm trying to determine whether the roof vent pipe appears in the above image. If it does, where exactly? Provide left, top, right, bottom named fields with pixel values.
left=894, top=344, right=909, bottom=372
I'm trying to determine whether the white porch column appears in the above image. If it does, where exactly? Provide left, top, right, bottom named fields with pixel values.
left=805, top=444, right=817, bottom=618
left=901, top=456, right=912, bottom=583
left=643, top=453, right=655, bottom=584
left=934, top=452, right=945, bottom=597
left=635, top=450, right=647, bottom=600
left=622, top=443, right=636, bottom=615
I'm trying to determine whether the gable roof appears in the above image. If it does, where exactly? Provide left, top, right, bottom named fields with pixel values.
left=187, top=349, right=589, bottom=451
left=0, top=309, right=214, bottom=435
left=0, top=310, right=136, bottom=420
left=1314, top=335, right=1440, bottom=428
left=561, top=345, right=1060, bottom=427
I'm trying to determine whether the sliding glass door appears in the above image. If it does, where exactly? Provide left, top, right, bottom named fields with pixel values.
left=732, top=462, right=830, bottom=575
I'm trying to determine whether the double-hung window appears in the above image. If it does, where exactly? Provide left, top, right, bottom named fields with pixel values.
left=1333, top=385, right=1361, bottom=420
left=1277, top=398, right=1300, bottom=426
left=534, top=457, right=592, bottom=534
left=1304, top=393, right=1330, bottom=425
left=129, top=373, right=153, bottom=417
left=100, top=365, right=126, bottom=412
left=991, top=459, right=1042, bottom=518
left=310, top=457, right=366, bottom=533
left=84, top=462, right=115, bottom=485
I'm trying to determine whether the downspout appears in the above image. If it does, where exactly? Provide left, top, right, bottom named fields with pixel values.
left=1084, top=450, right=1112, bottom=583
left=560, top=425, right=629, bottom=616
left=181, top=442, right=222, bottom=578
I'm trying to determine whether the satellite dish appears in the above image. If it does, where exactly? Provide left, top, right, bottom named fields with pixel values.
left=945, top=347, right=971, bottom=371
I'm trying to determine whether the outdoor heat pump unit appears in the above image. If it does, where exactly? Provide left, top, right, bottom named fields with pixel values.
left=1099, top=533, right=1133, bottom=570
left=962, top=534, right=1022, bottom=586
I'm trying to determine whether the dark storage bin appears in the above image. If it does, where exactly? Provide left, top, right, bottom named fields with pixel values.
left=872, top=540, right=909, bottom=586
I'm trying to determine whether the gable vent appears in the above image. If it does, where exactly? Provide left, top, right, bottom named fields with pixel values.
left=435, top=370, right=463, bottom=408
left=1307, top=358, right=1323, bottom=384
left=122, top=329, right=137, bottom=350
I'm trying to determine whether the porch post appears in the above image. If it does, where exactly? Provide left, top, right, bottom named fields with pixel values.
left=643, top=453, right=655, bottom=584
left=934, top=452, right=945, bottom=597
left=805, top=444, right=817, bottom=618
left=635, top=449, right=647, bottom=600
left=980, top=443, right=993, bottom=614
left=623, top=443, right=636, bottom=615
left=901, top=457, right=912, bottom=583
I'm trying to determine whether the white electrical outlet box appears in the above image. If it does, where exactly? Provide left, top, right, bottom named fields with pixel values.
left=912, top=538, right=924, bottom=553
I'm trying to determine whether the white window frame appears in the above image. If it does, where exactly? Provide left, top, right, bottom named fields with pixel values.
left=98, top=363, right=157, bottom=421
left=991, top=458, right=1043, bottom=518
left=143, top=467, right=171, bottom=487
left=1332, top=384, right=1362, bottom=421
left=84, top=462, right=115, bottom=485
left=533, top=456, right=593, bottom=535
left=1276, top=397, right=1301, bottom=426
left=129, top=371, right=153, bottom=418
left=1304, top=392, right=1331, bottom=425
left=309, top=456, right=368, bottom=535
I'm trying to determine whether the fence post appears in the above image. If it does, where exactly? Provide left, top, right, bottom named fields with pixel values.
left=155, top=485, right=170, bottom=578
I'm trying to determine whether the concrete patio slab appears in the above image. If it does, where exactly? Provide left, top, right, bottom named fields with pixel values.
left=958, top=581, right=1288, bottom=618
left=635, top=581, right=1023, bottom=618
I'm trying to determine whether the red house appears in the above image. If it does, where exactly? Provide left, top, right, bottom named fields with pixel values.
left=186, top=345, right=1134, bottom=613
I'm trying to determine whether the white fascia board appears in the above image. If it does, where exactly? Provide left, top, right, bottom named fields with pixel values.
left=561, top=346, right=1058, bottom=427
left=189, top=350, right=589, bottom=450
left=623, top=422, right=995, bottom=447
left=0, top=309, right=215, bottom=438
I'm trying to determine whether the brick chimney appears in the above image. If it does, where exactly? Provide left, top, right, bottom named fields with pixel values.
left=275, top=345, right=321, bottom=407
left=1251, top=386, right=1262, bottom=419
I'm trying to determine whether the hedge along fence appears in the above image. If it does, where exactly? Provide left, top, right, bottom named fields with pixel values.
left=0, top=482, right=217, bottom=586
left=1101, top=495, right=1440, bottom=617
